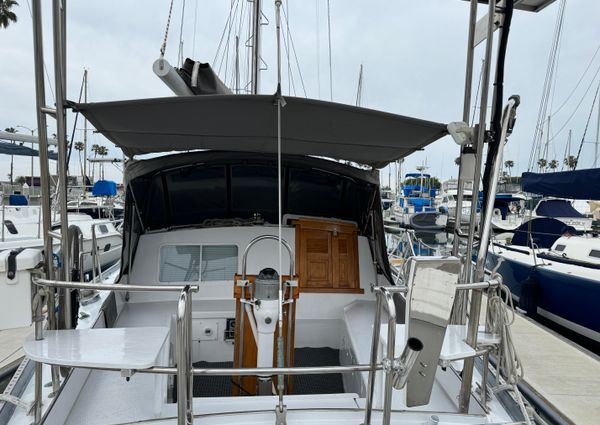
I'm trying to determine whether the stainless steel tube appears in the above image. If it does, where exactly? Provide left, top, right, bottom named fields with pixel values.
left=362, top=289, right=383, bottom=425
left=176, top=287, right=193, bottom=425
left=52, top=0, right=71, bottom=329
left=250, top=0, right=261, bottom=94
left=241, top=234, right=294, bottom=279
left=33, top=277, right=200, bottom=293
left=381, top=287, right=397, bottom=425
left=392, top=337, right=423, bottom=390
left=459, top=0, right=497, bottom=413
left=31, top=0, right=61, bottom=394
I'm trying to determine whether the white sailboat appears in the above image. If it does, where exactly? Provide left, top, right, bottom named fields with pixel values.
left=0, top=1, right=561, bottom=425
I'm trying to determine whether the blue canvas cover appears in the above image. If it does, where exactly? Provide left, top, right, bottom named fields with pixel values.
left=92, top=180, right=117, bottom=196
left=535, top=199, right=584, bottom=218
left=511, top=217, right=574, bottom=249
left=0, top=141, right=58, bottom=160
left=8, top=194, right=28, bottom=206
left=522, top=169, right=600, bottom=200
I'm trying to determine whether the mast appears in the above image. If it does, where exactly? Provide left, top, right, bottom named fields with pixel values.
left=83, top=69, right=88, bottom=190
left=251, top=0, right=261, bottom=94
left=595, top=96, right=600, bottom=168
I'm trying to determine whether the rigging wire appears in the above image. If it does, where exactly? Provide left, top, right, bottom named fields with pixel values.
left=212, top=0, right=238, bottom=68
left=528, top=0, right=566, bottom=171
left=545, top=64, right=600, bottom=145
left=315, top=0, right=321, bottom=98
left=326, top=0, right=333, bottom=101
left=25, top=0, right=55, bottom=103
left=550, top=43, right=600, bottom=119
left=281, top=6, right=308, bottom=97
left=177, top=0, right=187, bottom=67
left=573, top=81, right=600, bottom=169
left=470, top=59, right=485, bottom=127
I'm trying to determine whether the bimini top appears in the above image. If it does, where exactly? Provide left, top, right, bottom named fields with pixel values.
left=72, top=95, right=448, bottom=169
left=522, top=168, right=600, bottom=200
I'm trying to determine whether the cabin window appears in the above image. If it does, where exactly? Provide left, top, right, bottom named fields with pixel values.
left=159, top=244, right=238, bottom=282
left=200, top=245, right=238, bottom=281
left=554, top=244, right=566, bottom=252
left=589, top=249, right=600, bottom=259
left=97, top=224, right=109, bottom=234
left=159, top=245, right=200, bottom=282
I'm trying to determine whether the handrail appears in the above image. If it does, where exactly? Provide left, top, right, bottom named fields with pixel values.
left=32, top=277, right=200, bottom=293
left=241, top=234, right=295, bottom=279
left=176, top=286, right=193, bottom=425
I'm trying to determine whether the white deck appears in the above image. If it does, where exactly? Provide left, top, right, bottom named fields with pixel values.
left=23, top=327, right=169, bottom=369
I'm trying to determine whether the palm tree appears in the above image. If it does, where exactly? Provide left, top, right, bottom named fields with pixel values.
left=74, top=141, right=85, bottom=179
left=564, top=155, right=578, bottom=170
left=548, top=159, right=559, bottom=171
left=537, top=158, right=547, bottom=170
left=0, top=0, right=19, bottom=29
left=504, top=160, right=514, bottom=177
left=454, top=157, right=461, bottom=166
left=99, top=146, right=109, bottom=179
left=90, top=143, right=100, bottom=181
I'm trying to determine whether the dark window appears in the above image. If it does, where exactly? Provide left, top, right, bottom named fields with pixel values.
left=589, top=250, right=600, bottom=259
left=288, top=168, right=344, bottom=218
left=3, top=220, right=18, bottom=235
left=166, top=166, right=227, bottom=225
left=554, top=244, right=566, bottom=252
left=98, top=224, right=109, bottom=234
left=231, top=165, right=278, bottom=222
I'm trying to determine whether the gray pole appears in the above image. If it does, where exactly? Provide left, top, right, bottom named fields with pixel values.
left=251, top=0, right=261, bottom=94
left=31, top=0, right=61, bottom=393
left=458, top=0, right=497, bottom=413
left=595, top=95, right=600, bottom=168
left=83, top=69, right=88, bottom=191
left=452, top=0, right=478, bottom=256
left=52, top=0, right=72, bottom=328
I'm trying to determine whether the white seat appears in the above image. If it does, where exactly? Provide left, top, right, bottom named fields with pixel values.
left=23, top=327, right=169, bottom=369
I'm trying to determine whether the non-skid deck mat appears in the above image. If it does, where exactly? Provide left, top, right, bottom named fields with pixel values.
left=176, top=347, right=344, bottom=398
left=292, top=347, right=344, bottom=395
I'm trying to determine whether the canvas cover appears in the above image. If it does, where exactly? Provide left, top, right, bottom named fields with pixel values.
left=73, top=95, right=448, bottom=168
left=522, top=169, right=600, bottom=200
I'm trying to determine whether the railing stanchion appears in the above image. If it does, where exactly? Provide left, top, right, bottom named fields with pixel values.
left=363, top=290, right=383, bottom=425
left=381, top=287, right=397, bottom=425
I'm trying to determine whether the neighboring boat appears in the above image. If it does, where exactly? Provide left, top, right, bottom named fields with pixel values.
left=392, top=172, right=447, bottom=230
left=490, top=192, right=527, bottom=231
left=487, top=168, right=600, bottom=347
left=437, top=179, right=477, bottom=226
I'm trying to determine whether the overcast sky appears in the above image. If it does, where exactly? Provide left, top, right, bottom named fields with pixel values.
left=1, top=0, right=599, bottom=186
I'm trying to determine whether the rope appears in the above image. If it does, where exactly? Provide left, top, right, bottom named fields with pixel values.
left=487, top=283, right=532, bottom=424
left=160, top=0, right=176, bottom=57
left=574, top=81, right=600, bottom=169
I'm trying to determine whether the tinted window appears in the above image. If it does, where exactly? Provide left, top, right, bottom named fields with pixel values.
left=589, top=250, right=600, bottom=259
left=201, top=245, right=238, bottom=281
left=288, top=168, right=344, bottom=218
left=554, top=244, right=566, bottom=252
left=166, top=166, right=227, bottom=225
left=231, top=165, right=278, bottom=222
left=159, top=245, right=200, bottom=282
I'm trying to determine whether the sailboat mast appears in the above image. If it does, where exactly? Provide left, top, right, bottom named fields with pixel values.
left=83, top=69, right=88, bottom=189
left=595, top=95, right=600, bottom=168
left=251, top=0, right=261, bottom=94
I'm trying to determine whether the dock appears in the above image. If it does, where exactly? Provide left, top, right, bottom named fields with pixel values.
left=0, top=325, right=31, bottom=379
left=510, top=312, right=600, bottom=425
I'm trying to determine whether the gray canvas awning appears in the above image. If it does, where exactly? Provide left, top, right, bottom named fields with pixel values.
left=73, top=95, right=448, bottom=168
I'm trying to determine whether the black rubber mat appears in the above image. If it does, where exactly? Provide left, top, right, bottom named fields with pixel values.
left=292, top=347, right=344, bottom=394
left=175, top=347, right=344, bottom=399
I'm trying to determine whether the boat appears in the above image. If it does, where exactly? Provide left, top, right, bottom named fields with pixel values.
left=487, top=168, right=600, bottom=347
left=438, top=179, right=477, bottom=226
left=391, top=172, right=447, bottom=231
left=0, top=1, right=562, bottom=424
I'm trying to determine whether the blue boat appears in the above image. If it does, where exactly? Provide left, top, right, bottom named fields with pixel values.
left=487, top=169, right=600, bottom=347
left=393, top=172, right=447, bottom=230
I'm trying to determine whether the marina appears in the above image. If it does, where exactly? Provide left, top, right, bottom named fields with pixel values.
left=0, top=0, right=599, bottom=424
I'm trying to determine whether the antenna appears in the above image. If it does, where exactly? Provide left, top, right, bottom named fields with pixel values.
left=355, top=64, right=363, bottom=106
